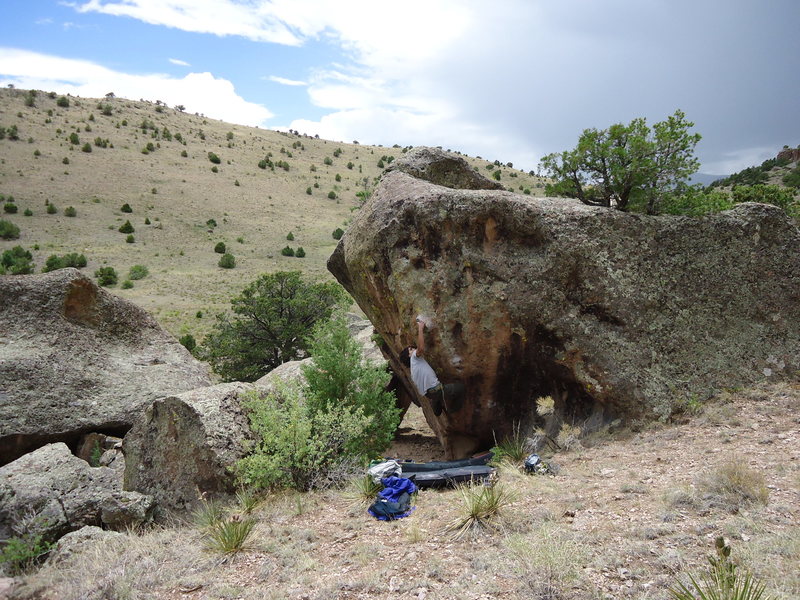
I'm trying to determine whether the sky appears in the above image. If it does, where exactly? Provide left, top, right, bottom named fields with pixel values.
left=1, top=0, right=798, bottom=175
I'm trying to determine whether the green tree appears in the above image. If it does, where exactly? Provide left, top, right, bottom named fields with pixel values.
left=94, top=266, right=118, bottom=286
left=218, top=253, right=236, bottom=269
left=208, top=152, right=221, bottom=164
left=118, top=220, right=134, bottom=234
left=540, top=109, right=701, bottom=213
left=295, top=247, right=306, bottom=258
left=199, top=271, right=349, bottom=382
left=129, top=264, right=149, bottom=280
left=0, top=219, right=20, bottom=239
left=120, top=203, right=133, bottom=213
left=0, top=246, right=35, bottom=275
left=332, top=227, right=344, bottom=240
left=56, top=96, right=69, bottom=108
left=214, top=241, right=226, bottom=254
left=302, top=315, right=400, bottom=457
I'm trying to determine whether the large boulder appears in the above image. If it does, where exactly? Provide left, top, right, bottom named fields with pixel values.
left=0, top=269, right=212, bottom=465
left=0, top=443, right=153, bottom=543
left=122, top=382, right=255, bottom=515
left=328, top=147, right=800, bottom=458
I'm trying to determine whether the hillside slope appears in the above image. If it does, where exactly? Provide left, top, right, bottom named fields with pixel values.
left=0, top=88, right=545, bottom=338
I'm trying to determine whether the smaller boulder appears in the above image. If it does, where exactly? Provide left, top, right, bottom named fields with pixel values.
left=123, top=382, right=256, bottom=516
left=0, top=443, right=121, bottom=544
left=100, top=491, right=155, bottom=531
left=46, top=526, right=124, bottom=566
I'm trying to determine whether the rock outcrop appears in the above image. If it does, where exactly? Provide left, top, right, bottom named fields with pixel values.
left=122, top=382, right=255, bottom=515
left=0, top=443, right=153, bottom=543
left=328, top=147, right=800, bottom=458
left=0, top=269, right=212, bottom=465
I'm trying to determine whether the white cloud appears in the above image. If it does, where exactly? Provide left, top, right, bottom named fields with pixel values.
left=0, top=48, right=273, bottom=126
left=268, top=75, right=306, bottom=87
left=169, top=58, right=190, bottom=66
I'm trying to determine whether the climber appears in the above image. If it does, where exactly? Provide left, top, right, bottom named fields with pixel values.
left=399, top=317, right=464, bottom=416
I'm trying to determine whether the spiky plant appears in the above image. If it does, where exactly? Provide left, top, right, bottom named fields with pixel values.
left=204, top=516, right=256, bottom=555
left=446, top=480, right=515, bottom=539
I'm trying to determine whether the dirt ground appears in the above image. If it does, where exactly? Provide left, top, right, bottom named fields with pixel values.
left=11, top=381, right=799, bottom=600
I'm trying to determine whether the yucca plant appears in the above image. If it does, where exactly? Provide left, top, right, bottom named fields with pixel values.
left=235, top=488, right=261, bottom=515
left=205, top=516, right=256, bottom=555
left=191, top=498, right=226, bottom=529
left=492, top=422, right=528, bottom=463
left=446, top=480, right=515, bottom=539
left=344, top=474, right=383, bottom=506
left=670, top=538, right=772, bottom=600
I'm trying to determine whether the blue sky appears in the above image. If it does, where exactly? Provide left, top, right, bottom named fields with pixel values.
left=2, top=0, right=799, bottom=174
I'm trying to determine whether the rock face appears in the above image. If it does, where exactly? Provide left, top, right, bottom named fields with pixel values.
left=0, top=269, right=212, bottom=465
left=328, top=147, right=800, bottom=458
left=123, top=382, right=255, bottom=515
left=0, top=443, right=153, bottom=543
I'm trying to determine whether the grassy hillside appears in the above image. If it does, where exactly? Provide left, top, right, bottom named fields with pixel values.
left=0, top=87, right=547, bottom=339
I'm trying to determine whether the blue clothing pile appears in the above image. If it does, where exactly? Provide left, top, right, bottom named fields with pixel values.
left=367, top=476, right=417, bottom=521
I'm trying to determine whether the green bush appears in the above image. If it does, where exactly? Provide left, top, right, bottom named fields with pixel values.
left=179, top=334, right=197, bottom=352
left=121, top=279, right=133, bottom=289
left=214, top=241, right=226, bottom=254
left=0, top=219, right=20, bottom=239
left=23, top=208, right=32, bottom=216
left=286, top=232, right=294, bottom=241
left=120, top=203, right=132, bottom=213
left=94, top=266, right=118, bottom=286
left=235, top=384, right=373, bottom=491
left=0, top=246, right=35, bottom=275
left=323, top=157, right=333, bottom=166
left=43, top=253, right=87, bottom=272
left=218, top=253, right=235, bottom=269
left=68, top=132, right=79, bottom=145
left=144, top=217, right=151, bottom=225
left=118, top=220, right=134, bottom=234
left=0, top=533, right=52, bottom=575
left=302, top=314, right=400, bottom=457
left=198, top=271, right=349, bottom=381
left=128, top=264, right=148, bottom=280
left=64, top=206, right=77, bottom=217
left=327, top=191, right=337, bottom=200
left=281, top=245, right=295, bottom=257
left=46, top=204, right=57, bottom=215
left=211, top=166, right=218, bottom=173
left=62, top=157, right=69, bottom=165
left=56, top=95, right=69, bottom=108
left=125, top=234, right=135, bottom=243
left=208, top=152, right=221, bottom=164
left=306, top=187, right=312, bottom=195
left=295, top=247, right=306, bottom=258
left=4, top=202, right=17, bottom=214
left=332, top=227, right=344, bottom=240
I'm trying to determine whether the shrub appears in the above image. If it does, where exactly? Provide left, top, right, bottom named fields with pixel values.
left=4, top=202, right=18, bottom=214
left=23, top=209, right=32, bottom=216
left=94, top=266, right=118, bottom=286
left=332, top=227, right=344, bottom=240
left=699, top=458, right=769, bottom=511
left=323, top=157, right=333, bottom=166
left=211, top=166, right=218, bottom=173
left=46, top=204, right=57, bottom=215
left=199, top=271, right=349, bottom=381
left=295, top=247, right=306, bottom=258
left=0, top=533, right=51, bottom=575
left=214, top=241, right=226, bottom=254
left=179, top=334, right=197, bottom=352
left=144, top=217, right=151, bottom=225
left=302, top=314, right=401, bottom=457
left=208, top=152, right=221, bottom=164
left=281, top=245, right=295, bottom=257
left=218, top=253, right=235, bottom=269
left=68, top=132, right=79, bottom=145
left=118, top=220, right=134, bottom=234
left=205, top=516, right=255, bottom=555
left=335, top=174, right=341, bottom=182
left=181, top=150, right=188, bottom=158
left=44, top=253, right=87, bottom=272
left=120, top=203, right=132, bottom=213
left=64, top=206, right=77, bottom=217
left=306, top=186, right=312, bottom=195
left=206, top=218, right=217, bottom=229
left=327, top=191, right=336, bottom=200
left=286, top=232, right=294, bottom=241
left=0, top=220, right=20, bottom=239
left=0, top=246, right=35, bottom=275
left=121, top=279, right=133, bottom=289
left=126, top=234, right=135, bottom=243
left=235, top=384, right=374, bottom=491
left=128, top=264, right=148, bottom=280
left=56, top=95, right=69, bottom=108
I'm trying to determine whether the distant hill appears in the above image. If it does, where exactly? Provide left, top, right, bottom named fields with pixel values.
left=0, top=88, right=546, bottom=339
left=687, top=172, right=724, bottom=187
left=707, top=149, right=800, bottom=191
